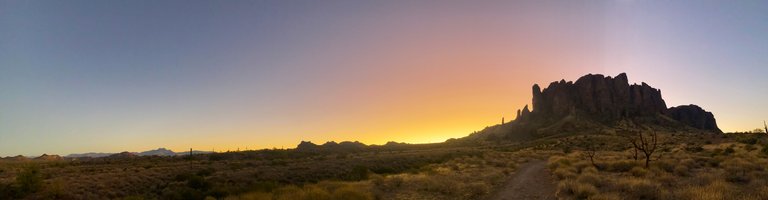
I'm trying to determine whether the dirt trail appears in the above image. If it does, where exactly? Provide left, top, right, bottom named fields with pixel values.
left=488, top=160, right=557, bottom=200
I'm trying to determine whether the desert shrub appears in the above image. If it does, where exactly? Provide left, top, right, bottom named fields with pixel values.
left=302, top=186, right=331, bottom=200
left=187, top=175, right=211, bottom=190
left=557, top=179, right=598, bottom=199
left=464, top=182, right=490, bottom=199
left=548, top=156, right=572, bottom=171
left=580, top=166, right=598, bottom=174
left=724, top=147, right=736, bottom=155
left=711, top=148, right=723, bottom=156
left=677, top=180, right=735, bottom=200
left=197, top=168, right=216, bottom=177
left=562, top=146, right=573, bottom=154
left=0, top=183, right=17, bottom=200
left=654, top=159, right=676, bottom=173
left=589, top=192, right=622, bottom=200
left=629, top=167, right=648, bottom=177
left=680, top=158, right=697, bottom=168
left=123, top=195, right=146, bottom=200
left=553, top=168, right=577, bottom=180
left=372, top=175, right=403, bottom=192
left=331, top=186, right=372, bottom=200
left=762, top=144, right=768, bottom=155
left=347, top=165, right=369, bottom=181
left=738, top=136, right=759, bottom=145
left=673, top=165, right=689, bottom=177
left=615, top=177, right=660, bottom=199
left=229, top=191, right=272, bottom=200
left=573, top=161, right=595, bottom=173
left=163, top=187, right=205, bottom=200
left=723, top=158, right=757, bottom=183
left=272, top=185, right=303, bottom=200
left=607, top=160, right=637, bottom=172
left=685, top=145, right=704, bottom=153
left=576, top=173, right=601, bottom=186
left=704, top=157, right=721, bottom=167
left=16, top=166, right=43, bottom=195
left=417, top=175, right=460, bottom=195
left=250, top=181, right=279, bottom=192
left=745, top=144, right=757, bottom=152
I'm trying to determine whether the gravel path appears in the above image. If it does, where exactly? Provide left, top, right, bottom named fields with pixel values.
left=488, top=160, right=557, bottom=200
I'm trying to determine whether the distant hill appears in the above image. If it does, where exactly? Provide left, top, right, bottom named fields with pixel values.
left=35, top=154, right=63, bottom=161
left=65, top=152, right=114, bottom=158
left=1, top=155, right=30, bottom=161
left=138, top=148, right=176, bottom=156
left=65, top=148, right=212, bottom=158
left=469, top=73, right=721, bottom=142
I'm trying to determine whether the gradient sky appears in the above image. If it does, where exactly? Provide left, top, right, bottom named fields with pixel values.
left=1, top=0, right=767, bottom=156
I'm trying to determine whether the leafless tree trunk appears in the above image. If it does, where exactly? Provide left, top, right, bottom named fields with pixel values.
left=584, top=150, right=598, bottom=168
left=628, top=137, right=639, bottom=161
left=579, top=142, right=600, bottom=168
left=632, top=130, right=659, bottom=168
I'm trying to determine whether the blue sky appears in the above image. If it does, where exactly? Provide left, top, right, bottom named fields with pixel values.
left=1, top=0, right=767, bottom=156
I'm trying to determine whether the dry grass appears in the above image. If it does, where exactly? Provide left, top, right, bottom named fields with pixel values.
left=549, top=133, right=768, bottom=200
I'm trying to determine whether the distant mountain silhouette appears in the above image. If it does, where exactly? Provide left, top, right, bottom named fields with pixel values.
left=471, top=73, right=721, bottom=141
left=138, top=148, right=176, bottom=156
left=1, top=155, right=30, bottom=161
left=296, top=141, right=368, bottom=152
left=65, top=148, right=212, bottom=158
left=34, top=154, right=63, bottom=161
left=107, top=151, right=138, bottom=159
left=65, top=152, right=116, bottom=158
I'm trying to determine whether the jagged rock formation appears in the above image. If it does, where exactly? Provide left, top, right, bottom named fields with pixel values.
left=514, top=73, right=720, bottom=133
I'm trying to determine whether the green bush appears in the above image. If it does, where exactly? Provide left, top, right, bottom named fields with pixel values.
left=16, top=166, right=43, bottom=195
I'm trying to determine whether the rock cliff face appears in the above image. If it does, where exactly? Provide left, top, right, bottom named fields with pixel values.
left=666, top=105, right=721, bottom=132
left=517, top=73, right=720, bottom=132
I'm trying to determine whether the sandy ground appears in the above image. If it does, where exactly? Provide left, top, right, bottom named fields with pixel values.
left=488, top=160, right=557, bottom=200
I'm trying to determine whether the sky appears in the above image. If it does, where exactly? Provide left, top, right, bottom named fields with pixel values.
left=1, top=0, right=767, bottom=157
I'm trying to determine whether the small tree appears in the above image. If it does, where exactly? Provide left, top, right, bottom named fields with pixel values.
left=582, top=147, right=598, bottom=169
left=579, top=141, right=599, bottom=169
left=629, top=130, right=660, bottom=168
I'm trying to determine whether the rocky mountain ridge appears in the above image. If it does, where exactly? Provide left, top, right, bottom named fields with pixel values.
left=515, top=73, right=720, bottom=132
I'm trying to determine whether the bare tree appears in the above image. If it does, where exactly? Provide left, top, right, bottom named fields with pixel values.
left=629, top=130, right=659, bottom=168
left=627, top=136, right=639, bottom=161
left=579, top=142, right=599, bottom=169
left=583, top=148, right=598, bottom=168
